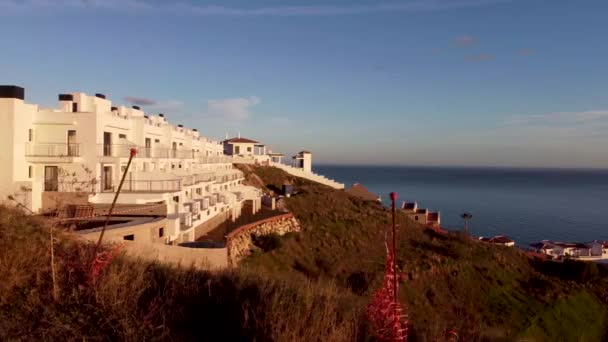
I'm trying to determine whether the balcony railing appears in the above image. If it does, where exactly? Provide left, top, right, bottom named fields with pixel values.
left=98, top=144, right=201, bottom=159
left=101, top=179, right=182, bottom=192
left=26, top=143, right=80, bottom=157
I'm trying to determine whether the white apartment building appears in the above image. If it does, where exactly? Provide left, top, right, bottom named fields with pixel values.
left=0, top=85, right=262, bottom=243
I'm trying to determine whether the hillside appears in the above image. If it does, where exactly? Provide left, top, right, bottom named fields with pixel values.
left=237, top=164, right=608, bottom=340
left=2, top=165, right=608, bottom=341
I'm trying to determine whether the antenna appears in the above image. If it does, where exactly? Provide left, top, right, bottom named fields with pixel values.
left=238, top=131, right=241, bottom=138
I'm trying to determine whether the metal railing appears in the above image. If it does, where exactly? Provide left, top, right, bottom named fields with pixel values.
left=98, top=144, right=202, bottom=159
left=101, top=179, right=182, bottom=192
left=26, top=143, right=80, bottom=157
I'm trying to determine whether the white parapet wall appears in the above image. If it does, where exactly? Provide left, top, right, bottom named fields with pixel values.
left=269, top=162, right=344, bottom=189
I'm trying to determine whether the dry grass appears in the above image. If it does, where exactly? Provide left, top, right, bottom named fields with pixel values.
left=0, top=206, right=364, bottom=341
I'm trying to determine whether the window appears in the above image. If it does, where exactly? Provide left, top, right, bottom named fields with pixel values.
left=119, top=134, right=127, bottom=139
left=247, top=147, right=252, bottom=152
left=173, top=196, right=179, bottom=202
left=44, top=166, right=58, bottom=191
left=72, top=102, right=78, bottom=112
left=415, top=216, right=419, bottom=221
left=155, top=139, right=160, bottom=143
left=235, top=146, right=240, bottom=154
left=28, top=129, right=33, bottom=142
left=159, top=227, right=164, bottom=238
left=123, top=234, right=134, bottom=241
left=28, top=166, right=33, bottom=178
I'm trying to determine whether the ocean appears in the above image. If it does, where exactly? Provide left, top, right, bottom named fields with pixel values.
left=315, top=165, right=608, bottom=247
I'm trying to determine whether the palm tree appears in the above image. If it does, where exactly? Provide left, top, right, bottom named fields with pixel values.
left=461, top=212, right=473, bottom=233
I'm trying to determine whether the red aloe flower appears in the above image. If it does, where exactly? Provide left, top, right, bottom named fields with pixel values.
left=367, top=245, right=409, bottom=341
left=87, top=243, right=123, bottom=284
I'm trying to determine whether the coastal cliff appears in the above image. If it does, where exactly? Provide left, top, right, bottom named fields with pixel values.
left=1, top=165, right=608, bottom=341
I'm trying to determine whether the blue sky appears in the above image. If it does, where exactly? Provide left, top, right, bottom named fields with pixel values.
left=1, top=0, right=607, bottom=168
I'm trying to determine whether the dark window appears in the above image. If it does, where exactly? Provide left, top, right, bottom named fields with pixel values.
left=28, top=129, right=33, bottom=142
left=159, top=228, right=164, bottom=238
left=155, top=139, right=160, bottom=143
left=415, top=216, right=419, bottom=221
left=119, top=134, right=127, bottom=139
left=173, top=196, right=179, bottom=202
left=28, top=166, right=33, bottom=178
left=123, top=234, right=134, bottom=241
left=44, top=166, right=58, bottom=191
left=247, top=147, right=252, bottom=152
left=235, top=146, right=240, bottom=154
left=72, top=102, right=78, bottom=112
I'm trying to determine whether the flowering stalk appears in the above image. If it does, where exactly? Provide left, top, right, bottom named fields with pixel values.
left=367, top=192, right=409, bottom=341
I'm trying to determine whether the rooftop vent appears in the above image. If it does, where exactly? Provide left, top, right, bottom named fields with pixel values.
left=132, top=105, right=140, bottom=110
left=0, top=86, right=25, bottom=100
left=95, top=93, right=106, bottom=99
left=111, top=106, right=118, bottom=111
left=178, top=124, right=183, bottom=128
left=58, top=94, right=73, bottom=101
left=158, top=113, right=164, bottom=117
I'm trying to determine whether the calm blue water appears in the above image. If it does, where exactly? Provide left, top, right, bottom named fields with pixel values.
left=315, top=165, right=608, bottom=246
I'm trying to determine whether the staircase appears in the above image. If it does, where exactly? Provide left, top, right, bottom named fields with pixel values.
left=269, top=162, right=344, bottom=189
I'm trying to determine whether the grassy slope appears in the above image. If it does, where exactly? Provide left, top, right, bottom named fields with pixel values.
left=0, top=206, right=362, bottom=341
left=2, top=164, right=607, bottom=341
left=239, top=165, right=608, bottom=340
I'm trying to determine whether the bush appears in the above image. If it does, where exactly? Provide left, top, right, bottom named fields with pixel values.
left=252, top=233, right=283, bottom=252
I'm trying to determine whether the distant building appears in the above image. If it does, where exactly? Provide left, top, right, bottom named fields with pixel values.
left=292, top=151, right=312, bottom=172
left=530, top=240, right=608, bottom=259
left=479, top=235, right=515, bottom=247
left=401, top=201, right=441, bottom=228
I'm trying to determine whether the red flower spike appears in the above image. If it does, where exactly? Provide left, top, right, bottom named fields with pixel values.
left=390, top=192, right=398, bottom=202
left=130, top=148, right=137, bottom=157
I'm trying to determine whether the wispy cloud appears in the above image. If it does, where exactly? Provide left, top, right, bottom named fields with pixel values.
left=465, top=53, right=493, bottom=62
left=147, top=100, right=185, bottom=115
left=505, top=110, right=608, bottom=126
left=207, top=96, right=261, bottom=121
left=0, top=0, right=511, bottom=16
left=455, top=35, right=476, bottom=46
left=517, top=48, right=537, bottom=56
left=124, top=96, right=156, bottom=106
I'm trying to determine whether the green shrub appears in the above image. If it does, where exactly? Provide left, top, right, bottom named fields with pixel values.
left=252, top=233, right=283, bottom=252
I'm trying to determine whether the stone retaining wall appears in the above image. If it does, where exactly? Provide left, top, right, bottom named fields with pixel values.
left=226, top=213, right=301, bottom=265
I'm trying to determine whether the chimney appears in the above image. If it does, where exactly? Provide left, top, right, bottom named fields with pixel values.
left=178, top=124, right=183, bottom=128
left=95, top=93, right=106, bottom=99
left=58, top=93, right=74, bottom=112
left=158, top=113, right=164, bottom=118
left=132, top=105, right=140, bottom=110
left=0, top=85, right=25, bottom=100
left=111, top=106, right=118, bottom=111
left=193, top=129, right=198, bottom=132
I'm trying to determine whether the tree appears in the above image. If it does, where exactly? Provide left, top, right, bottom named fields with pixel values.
left=461, top=212, right=473, bottom=233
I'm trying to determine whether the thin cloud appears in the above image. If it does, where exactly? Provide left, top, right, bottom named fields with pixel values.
left=124, top=96, right=156, bottom=106
left=504, top=110, right=608, bottom=126
left=455, top=35, right=476, bottom=46
left=0, top=0, right=512, bottom=16
left=207, top=96, right=261, bottom=121
left=517, top=48, right=537, bottom=56
left=431, top=47, right=442, bottom=53
left=466, top=53, right=493, bottom=62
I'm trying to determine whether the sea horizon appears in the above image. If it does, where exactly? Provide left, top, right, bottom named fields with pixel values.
left=315, top=164, right=608, bottom=247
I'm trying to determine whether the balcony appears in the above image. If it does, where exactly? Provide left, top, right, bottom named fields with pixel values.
left=98, top=144, right=202, bottom=159
left=101, top=179, right=182, bottom=193
left=26, top=143, right=80, bottom=157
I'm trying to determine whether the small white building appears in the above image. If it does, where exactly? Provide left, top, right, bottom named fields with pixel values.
left=292, top=151, right=312, bottom=172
